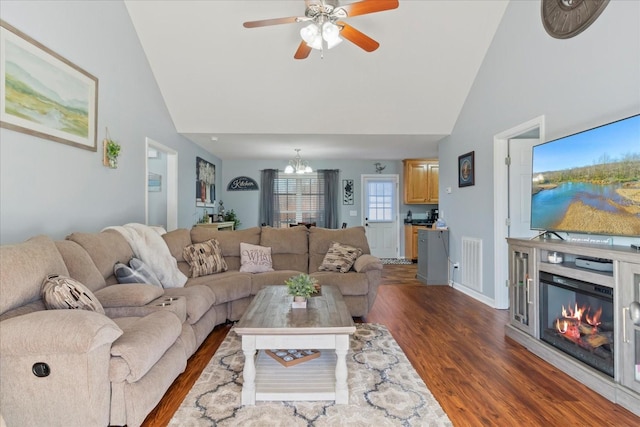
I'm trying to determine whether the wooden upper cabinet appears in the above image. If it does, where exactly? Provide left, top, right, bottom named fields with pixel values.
left=403, top=159, right=439, bottom=204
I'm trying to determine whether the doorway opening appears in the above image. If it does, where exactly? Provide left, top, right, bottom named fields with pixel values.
left=145, top=138, right=178, bottom=231
left=493, top=116, right=545, bottom=309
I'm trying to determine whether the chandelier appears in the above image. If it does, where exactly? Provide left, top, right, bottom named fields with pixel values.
left=284, top=149, right=313, bottom=174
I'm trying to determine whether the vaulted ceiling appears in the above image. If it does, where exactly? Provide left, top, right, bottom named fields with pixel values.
left=125, top=0, right=509, bottom=160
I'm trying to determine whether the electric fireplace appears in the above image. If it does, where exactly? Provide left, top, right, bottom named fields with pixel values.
left=539, top=271, right=614, bottom=377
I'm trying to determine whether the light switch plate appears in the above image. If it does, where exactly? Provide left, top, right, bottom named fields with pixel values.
left=349, top=210, right=357, bottom=216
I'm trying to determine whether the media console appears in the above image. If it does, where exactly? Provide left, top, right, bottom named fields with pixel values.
left=506, top=237, right=640, bottom=417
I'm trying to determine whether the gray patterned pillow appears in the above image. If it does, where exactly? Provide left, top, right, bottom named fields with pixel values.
left=182, top=239, right=228, bottom=278
left=318, top=241, right=363, bottom=273
left=41, top=274, right=105, bottom=314
left=114, top=258, right=163, bottom=288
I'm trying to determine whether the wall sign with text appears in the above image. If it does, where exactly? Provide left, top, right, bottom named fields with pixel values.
left=227, top=176, right=259, bottom=191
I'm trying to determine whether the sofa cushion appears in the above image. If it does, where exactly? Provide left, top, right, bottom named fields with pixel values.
left=318, top=241, right=362, bottom=273
left=163, top=285, right=216, bottom=324
left=308, top=226, right=371, bottom=273
left=110, top=311, right=183, bottom=382
left=162, top=228, right=192, bottom=262
left=191, top=226, right=261, bottom=270
left=183, top=239, right=228, bottom=278
left=185, top=271, right=252, bottom=304
left=260, top=226, right=309, bottom=272
left=239, top=242, right=274, bottom=273
left=0, top=235, right=70, bottom=316
left=94, top=284, right=164, bottom=308
left=41, top=274, right=105, bottom=314
left=114, top=258, right=163, bottom=288
left=55, top=240, right=106, bottom=292
left=66, top=230, right=134, bottom=282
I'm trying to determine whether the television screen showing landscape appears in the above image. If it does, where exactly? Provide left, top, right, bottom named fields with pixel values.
left=531, top=114, right=640, bottom=237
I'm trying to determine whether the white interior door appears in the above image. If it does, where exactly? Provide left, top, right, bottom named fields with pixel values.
left=493, top=115, right=545, bottom=309
left=145, top=138, right=178, bottom=231
left=508, top=138, right=539, bottom=238
left=361, top=174, right=399, bottom=258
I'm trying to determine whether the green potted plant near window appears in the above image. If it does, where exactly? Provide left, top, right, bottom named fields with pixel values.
left=224, top=209, right=241, bottom=229
left=285, top=273, right=319, bottom=308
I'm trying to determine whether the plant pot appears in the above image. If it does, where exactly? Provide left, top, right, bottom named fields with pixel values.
left=292, top=296, right=307, bottom=309
left=108, top=157, right=117, bottom=169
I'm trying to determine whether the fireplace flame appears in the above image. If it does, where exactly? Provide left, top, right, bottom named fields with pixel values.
left=555, top=302, right=604, bottom=342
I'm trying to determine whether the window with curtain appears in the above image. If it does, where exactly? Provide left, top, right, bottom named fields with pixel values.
left=274, top=172, right=325, bottom=228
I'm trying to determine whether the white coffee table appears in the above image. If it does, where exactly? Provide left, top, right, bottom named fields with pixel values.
left=234, top=285, right=355, bottom=405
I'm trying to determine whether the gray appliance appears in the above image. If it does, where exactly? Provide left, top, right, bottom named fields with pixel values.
left=416, top=229, right=449, bottom=285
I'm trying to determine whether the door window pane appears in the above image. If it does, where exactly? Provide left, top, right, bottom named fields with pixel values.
left=367, top=181, right=394, bottom=222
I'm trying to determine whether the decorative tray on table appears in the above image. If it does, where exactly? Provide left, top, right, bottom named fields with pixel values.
left=265, top=349, right=321, bottom=367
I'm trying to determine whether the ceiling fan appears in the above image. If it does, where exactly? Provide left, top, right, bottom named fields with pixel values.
left=243, top=0, right=399, bottom=59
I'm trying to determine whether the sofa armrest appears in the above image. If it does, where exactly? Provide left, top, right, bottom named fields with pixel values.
left=353, top=254, right=383, bottom=273
left=0, top=310, right=122, bottom=427
left=0, top=310, right=122, bottom=355
left=94, top=283, right=164, bottom=308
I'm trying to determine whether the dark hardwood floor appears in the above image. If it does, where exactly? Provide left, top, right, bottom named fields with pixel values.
left=142, top=263, right=640, bottom=426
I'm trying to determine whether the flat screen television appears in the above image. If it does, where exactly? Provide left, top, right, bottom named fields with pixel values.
left=530, top=114, right=640, bottom=237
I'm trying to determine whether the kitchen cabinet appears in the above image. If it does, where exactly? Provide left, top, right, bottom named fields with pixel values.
left=403, top=159, right=439, bottom=204
left=404, top=224, right=428, bottom=261
left=417, top=229, right=449, bottom=285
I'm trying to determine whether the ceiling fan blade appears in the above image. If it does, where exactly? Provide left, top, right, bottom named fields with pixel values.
left=243, top=16, right=300, bottom=28
left=340, top=0, right=399, bottom=18
left=294, top=41, right=312, bottom=60
left=338, top=22, right=380, bottom=52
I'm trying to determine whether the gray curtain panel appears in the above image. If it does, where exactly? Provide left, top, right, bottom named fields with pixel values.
left=319, top=169, right=339, bottom=229
left=259, top=169, right=279, bottom=226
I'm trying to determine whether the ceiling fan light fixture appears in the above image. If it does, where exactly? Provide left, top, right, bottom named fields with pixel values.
left=322, top=22, right=342, bottom=49
left=300, top=23, right=322, bottom=50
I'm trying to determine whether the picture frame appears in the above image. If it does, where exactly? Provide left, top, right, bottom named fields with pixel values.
left=458, top=151, right=475, bottom=187
left=0, top=20, right=98, bottom=151
left=148, top=172, right=161, bottom=192
left=196, top=157, right=215, bottom=207
left=343, top=179, right=354, bottom=205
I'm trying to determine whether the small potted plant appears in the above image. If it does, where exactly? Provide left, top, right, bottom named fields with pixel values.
left=285, top=273, right=319, bottom=308
left=104, top=139, right=121, bottom=168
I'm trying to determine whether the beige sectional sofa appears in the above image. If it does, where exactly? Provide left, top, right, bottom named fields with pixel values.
left=0, top=225, right=382, bottom=427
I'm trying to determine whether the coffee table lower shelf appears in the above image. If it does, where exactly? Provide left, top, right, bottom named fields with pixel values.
left=254, top=350, right=338, bottom=401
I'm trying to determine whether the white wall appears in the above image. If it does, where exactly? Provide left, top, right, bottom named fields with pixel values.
left=438, top=1, right=640, bottom=302
left=0, top=1, right=221, bottom=244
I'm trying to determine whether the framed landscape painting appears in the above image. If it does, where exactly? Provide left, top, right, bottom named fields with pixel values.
left=0, top=20, right=98, bottom=151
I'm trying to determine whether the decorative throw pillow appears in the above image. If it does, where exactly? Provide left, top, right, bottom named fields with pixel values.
left=318, top=241, right=363, bottom=273
left=41, top=274, right=105, bottom=314
left=182, top=239, right=228, bottom=278
left=239, top=242, right=274, bottom=273
left=114, top=258, right=163, bottom=288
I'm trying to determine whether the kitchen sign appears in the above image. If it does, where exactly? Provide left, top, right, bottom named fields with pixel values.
left=227, top=176, right=259, bottom=191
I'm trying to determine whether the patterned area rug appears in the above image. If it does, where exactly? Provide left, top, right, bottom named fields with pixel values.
left=170, top=323, right=451, bottom=426
left=380, top=258, right=414, bottom=265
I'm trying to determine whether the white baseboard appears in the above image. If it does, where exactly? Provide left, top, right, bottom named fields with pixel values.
left=450, top=281, right=497, bottom=308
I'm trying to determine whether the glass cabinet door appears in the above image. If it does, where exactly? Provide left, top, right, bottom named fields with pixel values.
left=509, top=245, right=536, bottom=336
left=620, top=261, right=640, bottom=393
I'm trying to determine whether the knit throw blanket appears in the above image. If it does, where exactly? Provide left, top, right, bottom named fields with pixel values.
left=104, top=223, right=187, bottom=288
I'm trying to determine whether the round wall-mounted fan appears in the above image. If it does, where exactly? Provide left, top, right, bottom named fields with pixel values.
left=243, top=0, right=399, bottom=59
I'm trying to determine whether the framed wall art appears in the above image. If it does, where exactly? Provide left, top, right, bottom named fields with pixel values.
left=196, top=157, right=215, bottom=207
left=458, top=151, right=475, bottom=187
left=343, top=179, right=354, bottom=205
left=0, top=20, right=98, bottom=151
